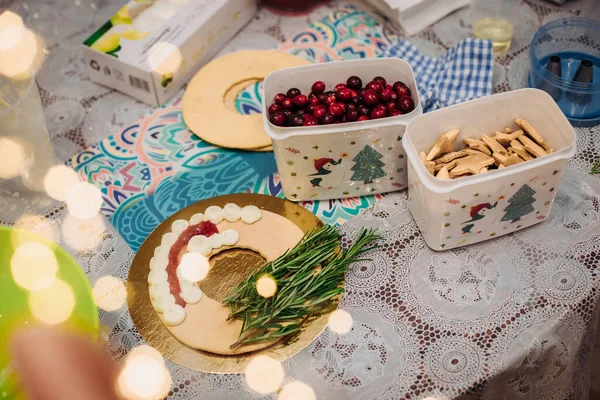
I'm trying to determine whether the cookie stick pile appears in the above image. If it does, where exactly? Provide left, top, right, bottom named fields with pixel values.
left=419, top=119, right=553, bottom=180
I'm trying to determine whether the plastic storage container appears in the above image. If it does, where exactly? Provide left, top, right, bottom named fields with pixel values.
left=262, top=58, right=423, bottom=201
left=403, top=89, right=575, bottom=251
left=528, top=17, right=600, bottom=127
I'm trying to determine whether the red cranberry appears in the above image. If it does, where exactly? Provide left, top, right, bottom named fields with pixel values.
left=281, top=97, right=294, bottom=109
left=370, top=107, right=387, bottom=119
left=385, top=101, right=397, bottom=112
left=362, top=89, right=379, bottom=106
left=270, top=112, right=286, bottom=126
left=336, top=88, right=353, bottom=102
left=328, top=103, right=344, bottom=118
left=274, top=93, right=286, bottom=104
left=366, top=81, right=383, bottom=93
left=373, top=76, right=387, bottom=86
left=346, top=103, right=357, bottom=112
left=334, top=83, right=347, bottom=91
left=296, top=109, right=305, bottom=116
left=385, top=84, right=393, bottom=91
left=313, top=104, right=327, bottom=119
left=346, top=75, right=362, bottom=90
left=307, top=103, right=317, bottom=114
left=390, top=91, right=398, bottom=101
left=333, top=121, right=342, bottom=124
left=293, top=94, right=308, bottom=108
left=351, top=96, right=363, bottom=106
left=320, top=113, right=336, bottom=125
left=358, top=88, right=366, bottom=98
left=396, top=86, right=411, bottom=98
left=357, top=104, right=370, bottom=116
left=324, top=90, right=335, bottom=96
left=303, top=118, right=318, bottom=126
left=282, top=109, right=292, bottom=117
left=392, top=80, right=406, bottom=91
left=379, top=89, right=393, bottom=103
left=317, top=93, right=326, bottom=103
left=286, top=114, right=304, bottom=126
left=286, top=88, right=301, bottom=98
left=308, top=96, right=320, bottom=106
left=397, top=96, right=415, bottom=113
left=350, top=89, right=359, bottom=98
left=389, top=109, right=403, bottom=117
left=346, top=109, right=358, bottom=122
left=338, top=102, right=347, bottom=112
left=357, top=115, right=369, bottom=121
left=323, top=94, right=337, bottom=106
left=268, top=103, right=282, bottom=115
left=311, top=81, right=326, bottom=95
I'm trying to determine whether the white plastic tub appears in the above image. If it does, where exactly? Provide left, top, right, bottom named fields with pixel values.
left=262, top=58, right=423, bottom=201
left=403, top=89, right=576, bottom=251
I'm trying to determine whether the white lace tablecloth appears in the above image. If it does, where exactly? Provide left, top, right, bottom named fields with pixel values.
left=2, top=0, right=600, bottom=398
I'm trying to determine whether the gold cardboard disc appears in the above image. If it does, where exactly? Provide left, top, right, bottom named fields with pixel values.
left=182, top=50, right=311, bottom=150
left=127, top=193, right=331, bottom=373
left=222, top=78, right=273, bottom=152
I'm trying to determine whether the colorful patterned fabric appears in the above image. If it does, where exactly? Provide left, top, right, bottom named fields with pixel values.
left=68, top=4, right=394, bottom=250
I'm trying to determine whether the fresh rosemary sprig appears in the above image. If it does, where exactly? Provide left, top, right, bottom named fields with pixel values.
left=223, top=225, right=380, bottom=348
left=591, top=159, right=600, bottom=174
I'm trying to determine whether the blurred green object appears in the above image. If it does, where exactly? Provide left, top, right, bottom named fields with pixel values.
left=0, top=226, right=99, bottom=399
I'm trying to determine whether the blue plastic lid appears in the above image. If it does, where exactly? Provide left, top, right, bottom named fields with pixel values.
left=528, top=17, right=600, bottom=127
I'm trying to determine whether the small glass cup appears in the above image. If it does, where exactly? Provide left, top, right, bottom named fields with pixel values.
left=471, top=0, right=518, bottom=54
left=0, top=72, right=55, bottom=195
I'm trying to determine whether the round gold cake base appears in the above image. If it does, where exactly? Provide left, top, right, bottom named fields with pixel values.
left=127, top=193, right=332, bottom=373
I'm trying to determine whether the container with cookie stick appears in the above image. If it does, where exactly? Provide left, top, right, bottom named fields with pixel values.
left=402, top=89, right=575, bottom=251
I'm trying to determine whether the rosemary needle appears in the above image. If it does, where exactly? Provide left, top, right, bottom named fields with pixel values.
left=223, top=226, right=380, bottom=348
left=591, top=159, right=600, bottom=175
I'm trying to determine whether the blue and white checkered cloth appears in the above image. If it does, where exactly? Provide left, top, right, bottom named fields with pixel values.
left=386, top=38, right=494, bottom=113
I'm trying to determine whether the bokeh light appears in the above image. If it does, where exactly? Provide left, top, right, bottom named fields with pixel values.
left=13, top=214, right=59, bottom=245
left=0, top=11, right=24, bottom=51
left=66, top=182, right=103, bottom=219
left=0, top=137, right=29, bottom=180
left=28, top=279, right=75, bottom=325
left=328, top=309, right=353, bottom=334
left=256, top=275, right=277, bottom=298
left=0, top=21, right=45, bottom=80
left=44, top=165, right=80, bottom=201
left=117, top=345, right=172, bottom=400
left=11, top=241, right=58, bottom=291
left=147, top=41, right=182, bottom=75
left=93, top=276, right=126, bottom=312
left=178, top=252, right=210, bottom=283
left=61, top=214, right=105, bottom=250
left=279, top=381, right=316, bottom=400
left=245, top=355, right=284, bottom=394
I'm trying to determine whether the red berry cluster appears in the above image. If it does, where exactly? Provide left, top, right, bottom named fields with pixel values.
left=267, top=76, right=415, bottom=127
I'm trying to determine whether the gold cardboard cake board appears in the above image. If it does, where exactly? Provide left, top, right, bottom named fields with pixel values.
left=127, top=193, right=334, bottom=373
left=182, top=50, right=310, bottom=150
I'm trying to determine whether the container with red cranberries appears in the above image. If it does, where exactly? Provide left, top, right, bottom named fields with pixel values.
left=266, top=76, right=416, bottom=127
left=262, top=58, right=422, bottom=201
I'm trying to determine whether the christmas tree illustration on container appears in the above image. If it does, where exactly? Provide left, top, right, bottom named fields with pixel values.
left=350, top=145, right=386, bottom=184
left=501, top=184, right=536, bottom=223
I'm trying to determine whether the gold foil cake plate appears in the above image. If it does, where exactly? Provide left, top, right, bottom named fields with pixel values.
left=127, top=193, right=334, bottom=373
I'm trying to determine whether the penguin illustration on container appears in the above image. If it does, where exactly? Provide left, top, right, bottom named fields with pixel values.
left=309, top=158, right=345, bottom=189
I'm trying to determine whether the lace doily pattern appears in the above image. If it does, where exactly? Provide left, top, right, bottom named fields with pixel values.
left=3, top=0, right=600, bottom=398
left=336, top=171, right=600, bottom=398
